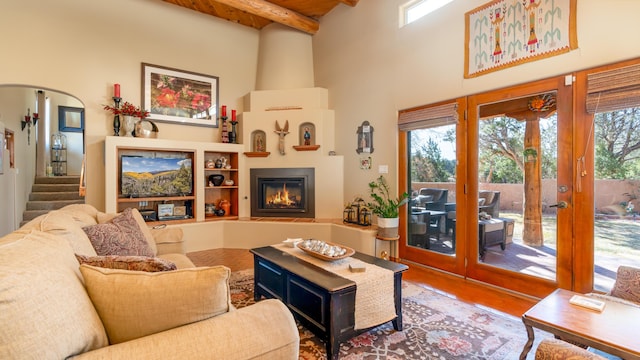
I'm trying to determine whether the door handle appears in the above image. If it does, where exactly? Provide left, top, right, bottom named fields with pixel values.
left=549, top=201, right=568, bottom=209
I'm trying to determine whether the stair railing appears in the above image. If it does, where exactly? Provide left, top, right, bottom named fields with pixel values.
left=79, top=154, right=86, bottom=197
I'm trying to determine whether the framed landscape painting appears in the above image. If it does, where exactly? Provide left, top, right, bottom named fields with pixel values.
left=142, top=63, right=219, bottom=128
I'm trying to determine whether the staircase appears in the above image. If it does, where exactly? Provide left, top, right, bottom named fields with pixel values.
left=21, top=176, right=84, bottom=226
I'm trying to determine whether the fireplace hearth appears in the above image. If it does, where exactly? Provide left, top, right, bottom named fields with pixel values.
left=251, top=168, right=315, bottom=218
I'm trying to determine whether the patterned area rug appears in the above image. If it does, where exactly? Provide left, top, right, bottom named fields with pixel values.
left=229, top=269, right=546, bottom=360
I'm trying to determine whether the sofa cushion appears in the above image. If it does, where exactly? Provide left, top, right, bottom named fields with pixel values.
left=58, top=203, right=100, bottom=227
left=21, top=210, right=98, bottom=256
left=97, top=208, right=158, bottom=256
left=83, top=208, right=154, bottom=257
left=610, top=265, right=640, bottom=304
left=80, top=264, right=232, bottom=344
left=76, top=254, right=177, bottom=272
left=0, top=230, right=108, bottom=359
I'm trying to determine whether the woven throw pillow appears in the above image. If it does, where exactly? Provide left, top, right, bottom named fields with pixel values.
left=79, top=264, right=232, bottom=344
left=610, top=265, right=640, bottom=304
left=83, top=208, right=154, bottom=257
left=75, top=254, right=176, bottom=272
left=97, top=208, right=158, bottom=256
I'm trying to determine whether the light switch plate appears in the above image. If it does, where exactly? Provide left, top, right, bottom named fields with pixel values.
left=378, top=165, right=388, bottom=174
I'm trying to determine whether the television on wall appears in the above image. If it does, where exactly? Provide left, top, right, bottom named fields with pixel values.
left=120, top=155, right=193, bottom=197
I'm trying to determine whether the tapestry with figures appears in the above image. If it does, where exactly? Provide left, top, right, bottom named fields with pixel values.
left=464, top=0, right=577, bottom=78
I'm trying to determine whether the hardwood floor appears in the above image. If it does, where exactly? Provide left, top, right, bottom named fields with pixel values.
left=187, top=248, right=538, bottom=318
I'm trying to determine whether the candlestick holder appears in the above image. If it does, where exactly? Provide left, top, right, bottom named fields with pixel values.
left=220, top=116, right=229, bottom=143
left=112, top=96, right=121, bottom=136
left=230, top=121, right=238, bottom=144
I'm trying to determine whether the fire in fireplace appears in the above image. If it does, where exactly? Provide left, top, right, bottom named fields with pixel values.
left=250, top=168, right=315, bottom=218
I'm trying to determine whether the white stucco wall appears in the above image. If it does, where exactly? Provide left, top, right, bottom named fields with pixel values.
left=313, top=0, right=640, bottom=202
left=0, top=0, right=260, bottom=217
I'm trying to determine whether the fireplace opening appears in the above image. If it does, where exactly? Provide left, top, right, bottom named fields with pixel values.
left=251, top=168, right=315, bottom=218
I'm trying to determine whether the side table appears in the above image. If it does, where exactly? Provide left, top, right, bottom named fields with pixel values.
left=376, top=235, right=400, bottom=260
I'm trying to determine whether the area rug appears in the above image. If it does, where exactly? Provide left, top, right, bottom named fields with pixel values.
left=229, top=269, right=546, bottom=360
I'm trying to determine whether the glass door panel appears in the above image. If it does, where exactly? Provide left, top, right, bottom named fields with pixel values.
left=476, top=99, right=557, bottom=281
left=407, top=125, right=456, bottom=256
left=466, top=77, right=572, bottom=298
left=592, top=107, right=640, bottom=292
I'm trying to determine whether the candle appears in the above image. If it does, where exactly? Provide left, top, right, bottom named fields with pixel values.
left=114, top=84, right=120, bottom=98
left=231, top=109, right=237, bottom=121
left=221, top=105, right=227, bottom=117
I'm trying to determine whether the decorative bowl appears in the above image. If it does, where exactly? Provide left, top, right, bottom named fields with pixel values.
left=297, top=239, right=354, bottom=261
left=208, top=174, right=224, bottom=186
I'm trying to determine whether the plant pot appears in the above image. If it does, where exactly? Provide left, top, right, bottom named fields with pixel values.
left=377, top=217, right=399, bottom=238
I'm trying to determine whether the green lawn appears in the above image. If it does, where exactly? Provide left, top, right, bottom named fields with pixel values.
left=501, top=211, right=640, bottom=259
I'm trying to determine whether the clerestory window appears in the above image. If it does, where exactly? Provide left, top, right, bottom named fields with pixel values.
left=400, top=0, right=454, bottom=27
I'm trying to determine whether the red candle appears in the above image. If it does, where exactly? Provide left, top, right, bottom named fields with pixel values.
left=114, top=84, right=120, bottom=98
left=221, top=105, right=227, bottom=117
left=231, top=109, right=237, bottom=121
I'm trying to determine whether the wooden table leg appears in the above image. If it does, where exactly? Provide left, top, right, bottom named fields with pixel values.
left=392, top=272, right=403, bottom=331
left=519, top=321, right=535, bottom=360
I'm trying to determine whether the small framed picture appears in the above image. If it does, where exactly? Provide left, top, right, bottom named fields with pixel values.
left=173, top=205, right=186, bottom=216
left=157, top=204, right=174, bottom=218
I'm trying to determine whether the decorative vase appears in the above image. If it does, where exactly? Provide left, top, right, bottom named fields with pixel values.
left=122, top=115, right=136, bottom=137
left=208, top=174, right=224, bottom=186
left=377, top=217, right=399, bottom=238
left=219, top=199, right=231, bottom=215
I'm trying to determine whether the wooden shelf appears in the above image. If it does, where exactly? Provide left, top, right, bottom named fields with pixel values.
left=106, top=138, right=242, bottom=222
left=243, top=151, right=270, bottom=157
left=293, top=145, right=320, bottom=151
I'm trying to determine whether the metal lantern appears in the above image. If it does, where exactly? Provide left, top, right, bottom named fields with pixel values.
left=343, top=197, right=371, bottom=226
left=343, top=205, right=355, bottom=223
left=51, top=132, right=67, bottom=149
left=359, top=207, right=371, bottom=226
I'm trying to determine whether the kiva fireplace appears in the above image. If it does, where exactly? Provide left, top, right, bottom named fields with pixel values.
left=250, top=168, right=315, bottom=218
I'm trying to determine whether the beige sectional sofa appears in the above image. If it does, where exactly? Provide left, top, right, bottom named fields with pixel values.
left=0, top=204, right=299, bottom=359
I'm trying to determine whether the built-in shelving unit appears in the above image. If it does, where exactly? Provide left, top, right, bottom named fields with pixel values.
left=105, top=136, right=243, bottom=224
left=203, top=150, right=239, bottom=221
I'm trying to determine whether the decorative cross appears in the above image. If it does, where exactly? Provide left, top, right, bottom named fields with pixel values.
left=274, top=120, right=289, bottom=155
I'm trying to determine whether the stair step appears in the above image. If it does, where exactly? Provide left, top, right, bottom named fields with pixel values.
left=22, top=210, right=51, bottom=221
left=32, top=183, right=79, bottom=192
left=26, top=199, right=85, bottom=210
left=34, top=176, right=81, bottom=185
left=29, top=192, right=84, bottom=201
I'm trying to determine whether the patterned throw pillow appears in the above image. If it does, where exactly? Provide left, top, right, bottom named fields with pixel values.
left=75, top=254, right=176, bottom=272
left=83, top=208, right=154, bottom=257
left=610, top=265, right=640, bottom=304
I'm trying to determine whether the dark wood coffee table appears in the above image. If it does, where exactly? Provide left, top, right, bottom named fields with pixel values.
left=250, top=246, right=408, bottom=360
left=519, top=288, right=640, bottom=360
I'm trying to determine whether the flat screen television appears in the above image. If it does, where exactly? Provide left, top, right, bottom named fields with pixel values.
left=120, top=155, right=193, bottom=197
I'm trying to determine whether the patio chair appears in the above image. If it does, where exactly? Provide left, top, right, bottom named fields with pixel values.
left=409, top=212, right=440, bottom=249
left=479, top=190, right=500, bottom=218
left=417, top=188, right=448, bottom=211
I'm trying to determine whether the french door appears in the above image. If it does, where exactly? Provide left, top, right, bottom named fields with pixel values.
left=400, top=77, right=574, bottom=298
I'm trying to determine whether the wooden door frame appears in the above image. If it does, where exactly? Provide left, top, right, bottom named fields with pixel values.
left=398, top=98, right=467, bottom=276
left=466, top=76, right=572, bottom=298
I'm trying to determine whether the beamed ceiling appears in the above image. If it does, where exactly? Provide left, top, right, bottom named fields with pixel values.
left=161, top=0, right=360, bottom=35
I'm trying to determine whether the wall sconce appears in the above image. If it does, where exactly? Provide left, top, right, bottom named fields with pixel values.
left=21, top=108, right=38, bottom=145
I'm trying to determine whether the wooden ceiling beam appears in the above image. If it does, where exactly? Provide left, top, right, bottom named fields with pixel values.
left=338, top=0, right=360, bottom=6
left=215, top=0, right=319, bottom=34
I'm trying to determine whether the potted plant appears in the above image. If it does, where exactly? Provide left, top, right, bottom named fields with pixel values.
left=367, top=175, right=409, bottom=238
